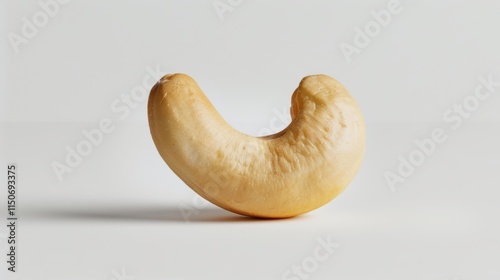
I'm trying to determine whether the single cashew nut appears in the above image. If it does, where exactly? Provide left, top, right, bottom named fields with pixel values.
left=148, top=74, right=365, bottom=218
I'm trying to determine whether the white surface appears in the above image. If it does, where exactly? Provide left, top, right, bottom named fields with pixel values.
left=1, top=0, right=500, bottom=279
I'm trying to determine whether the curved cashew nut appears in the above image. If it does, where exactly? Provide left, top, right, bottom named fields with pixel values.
left=148, top=74, right=365, bottom=218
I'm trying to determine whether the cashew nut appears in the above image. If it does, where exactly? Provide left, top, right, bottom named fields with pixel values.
left=148, top=74, right=365, bottom=218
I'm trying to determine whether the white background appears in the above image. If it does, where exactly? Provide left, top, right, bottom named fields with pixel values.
left=1, top=0, right=500, bottom=279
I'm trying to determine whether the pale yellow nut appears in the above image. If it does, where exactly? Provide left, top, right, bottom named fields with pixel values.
left=148, top=74, right=365, bottom=218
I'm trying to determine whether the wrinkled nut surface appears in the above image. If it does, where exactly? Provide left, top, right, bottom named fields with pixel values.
left=148, top=74, right=365, bottom=218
